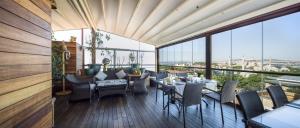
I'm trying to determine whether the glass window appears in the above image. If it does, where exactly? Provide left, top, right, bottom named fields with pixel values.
left=193, top=38, right=205, bottom=67
left=232, top=22, right=262, bottom=71
left=162, top=48, right=168, bottom=65
left=84, top=48, right=92, bottom=66
left=167, top=46, right=174, bottom=65
left=159, top=49, right=163, bottom=65
left=115, top=51, right=137, bottom=68
left=174, top=43, right=182, bottom=66
left=262, top=12, right=300, bottom=108
left=182, top=41, right=192, bottom=66
left=263, top=12, right=300, bottom=74
left=212, top=31, right=231, bottom=69
left=83, top=29, right=143, bottom=50
left=83, top=29, right=91, bottom=47
left=139, top=52, right=155, bottom=71
left=100, top=31, right=140, bottom=50
left=96, top=49, right=114, bottom=66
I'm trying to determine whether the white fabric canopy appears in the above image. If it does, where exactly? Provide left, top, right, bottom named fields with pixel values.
left=51, top=0, right=300, bottom=46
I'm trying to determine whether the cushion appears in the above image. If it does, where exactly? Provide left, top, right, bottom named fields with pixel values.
left=115, top=70, right=127, bottom=79
left=140, top=72, right=149, bottom=79
left=85, top=68, right=94, bottom=76
left=95, top=71, right=107, bottom=81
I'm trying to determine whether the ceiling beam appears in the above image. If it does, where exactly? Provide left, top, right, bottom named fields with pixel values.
left=52, top=10, right=76, bottom=29
left=151, top=0, right=245, bottom=45
left=79, top=0, right=96, bottom=29
left=136, top=0, right=185, bottom=41
left=155, top=0, right=249, bottom=44
left=123, top=0, right=144, bottom=36
left=67, top=0, right=93, bottom=29
left=101, top=0, right=107, bottom=30
left=155, top=0, right=299, bottom=47
left=55, top=0, right=88, bottom=28
left=130, top=0, right=164, bottom=38
left=116, top=0, right=123, bottom=34
left=143, top=0, right=214, bottom=43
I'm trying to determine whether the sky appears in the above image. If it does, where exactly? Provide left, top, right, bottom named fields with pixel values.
left=213, top=11, right=300, bottom=62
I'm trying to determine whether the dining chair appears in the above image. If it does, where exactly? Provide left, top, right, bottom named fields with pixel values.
left=266, top=85, right=289, bottom=108
left=172, top=82, right=204, bottom=127
left=236, top=90, right=266, bottom=127
left=204, top=80, right=238, bottom=124
left=155, top=72, right=168, bottom=102
left=174, top=82, right=204, bottom=128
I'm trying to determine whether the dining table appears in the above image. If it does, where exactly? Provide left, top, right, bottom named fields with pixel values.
left=154, top=77, right=220, bottom=114
left=249, top=99, right=300, bottom=128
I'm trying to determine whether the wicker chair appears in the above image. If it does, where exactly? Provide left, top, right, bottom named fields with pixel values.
left=65, top=74, right=95, bottom=102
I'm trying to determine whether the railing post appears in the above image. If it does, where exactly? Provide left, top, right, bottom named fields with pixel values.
left=113, top=50, right=116, bottom=69
left=156, top=48, right=159, bottom=72
left=206, top=35, right=212, bottom=79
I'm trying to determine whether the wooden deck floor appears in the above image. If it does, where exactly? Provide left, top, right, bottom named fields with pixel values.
left=54, top=87, right=245, bottom=128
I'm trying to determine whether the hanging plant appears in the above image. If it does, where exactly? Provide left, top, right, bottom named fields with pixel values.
left=129, top=51, right=135, bottom=64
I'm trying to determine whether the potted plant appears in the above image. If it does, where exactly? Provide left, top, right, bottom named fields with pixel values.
left=129, top=51, right=135, bottom=64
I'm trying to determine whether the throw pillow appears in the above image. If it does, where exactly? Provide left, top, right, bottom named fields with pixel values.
left=140, top=72, right=149, bottom=79
left=95, top=71, right=107, bottom=81
left=116, top=70, right=127, bottom=79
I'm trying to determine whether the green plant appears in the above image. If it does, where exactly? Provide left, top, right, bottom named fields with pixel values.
left=234, top=74, right=263, bottom=91
left=129, top=51, right=135, bottom=64
left=52, top=44, right=63, bottom=80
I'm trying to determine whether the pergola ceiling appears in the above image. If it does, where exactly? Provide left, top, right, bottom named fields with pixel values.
left=51, top=0, right=300, bottom=47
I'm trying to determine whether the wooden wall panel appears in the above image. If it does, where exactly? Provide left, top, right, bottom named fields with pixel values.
left=0, top=88, right=51, bottom=124
left=0, top=80, right=51, bottom=110
left=0, top=52, right=51, bottom=66
left=0, top=73, right=51, bottom=95
left=1, top=99, right=52, bottom=128
left=30, top=0, right=52, bottom=15
left=14, top=0, right=51, bottom=23
left=15, top=102, right=52, bottom=128
left=0, top=64, right=51, bottom=81
left=0, top=8, right=51, bottom=39
left=0, top=0, right=51, bottom=31
left=53, top=41, right=83, bottom=74
left=0, top=0, right=53, bottom=127
left=31, top=110, right=52, bottom=128
left=0, top=37, right=51, bottom=55
left=0, top=22, right=50, bottom=48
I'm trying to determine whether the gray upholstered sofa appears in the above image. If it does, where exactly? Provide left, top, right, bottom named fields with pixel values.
left=95, top=69, right=129, bottom=98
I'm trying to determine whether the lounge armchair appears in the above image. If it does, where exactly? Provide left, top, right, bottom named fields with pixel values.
left=65, top=74, right=95, bottom=102
left=131, top=73, right=150, bottom=94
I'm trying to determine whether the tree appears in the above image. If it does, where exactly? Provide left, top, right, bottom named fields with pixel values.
left=86, top=28, right=111, bottom=64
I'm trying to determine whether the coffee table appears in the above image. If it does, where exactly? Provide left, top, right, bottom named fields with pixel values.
left=96, top=79, right=128, bottom=99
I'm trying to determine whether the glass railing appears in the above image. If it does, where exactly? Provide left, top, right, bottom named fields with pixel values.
left=160, top=65, right=300, bottom=109
left=159, top=65, right=206, bottom=77
left=212, top=69, right=300, bottom=108
left=85, top=64, right=156, bottom=71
